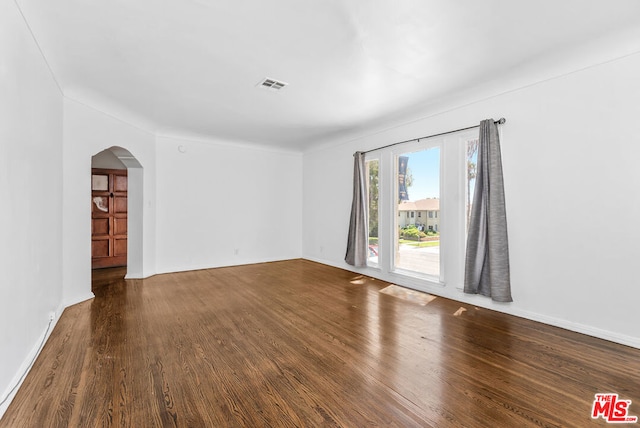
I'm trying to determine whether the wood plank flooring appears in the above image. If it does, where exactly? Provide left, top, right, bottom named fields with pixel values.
left=2, top=259, right=639, bottom=427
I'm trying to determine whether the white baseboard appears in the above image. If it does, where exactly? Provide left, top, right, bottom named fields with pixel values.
left=63, top=292, right=94, bottom=308
left=153, top=256, right=302, bottom=276
left=504, top=306, right=640, bottom=350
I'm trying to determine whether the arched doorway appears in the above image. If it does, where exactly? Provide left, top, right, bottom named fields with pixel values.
left=91, top=146, right=143, bottom=278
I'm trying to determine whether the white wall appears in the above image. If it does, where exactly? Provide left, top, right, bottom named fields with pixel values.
left=303, top=52, right=640, bottom=348
left=62, top=98, right=157, bottom=301
left=155, top=136, right=303, bottom=273
left=0, top=0, right=64, bottom=416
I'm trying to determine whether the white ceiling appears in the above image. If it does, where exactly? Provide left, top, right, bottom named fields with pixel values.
left=16, top=0, right=640, bottom=150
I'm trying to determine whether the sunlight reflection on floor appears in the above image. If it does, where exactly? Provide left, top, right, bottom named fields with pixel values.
left=379, top=284, right=437, bottom=306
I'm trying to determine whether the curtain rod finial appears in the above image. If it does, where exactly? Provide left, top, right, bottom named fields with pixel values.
left=497, top=118, right=506, bottom=125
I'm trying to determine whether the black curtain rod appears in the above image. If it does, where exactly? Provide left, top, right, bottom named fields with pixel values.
left=363, top=118, right=506, bottom=154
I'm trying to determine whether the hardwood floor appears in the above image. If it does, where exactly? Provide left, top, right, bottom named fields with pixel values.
left=2, top=260, right=638, bottom=427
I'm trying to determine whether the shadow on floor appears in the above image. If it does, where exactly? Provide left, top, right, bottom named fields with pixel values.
left=91, top=266, right=127, bottom=295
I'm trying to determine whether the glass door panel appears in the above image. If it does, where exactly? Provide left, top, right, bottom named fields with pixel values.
left=394, top=147, right=441, bottom=278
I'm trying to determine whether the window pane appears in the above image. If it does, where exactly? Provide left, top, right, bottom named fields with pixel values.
left=395, top=147, right=440, bottom=278
left=466, top=138, right=479, bottom=231
left=366, top=159, right=379, bottom=265
left=92, top=175, right=108, bottom=191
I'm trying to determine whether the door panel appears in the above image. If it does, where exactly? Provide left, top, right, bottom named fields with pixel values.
left=92, top=239, right=110, bottom=258
left=114, top=197, right=128, bottom=213
left=92, top=168, right=128, bottom=269
left=114, top=238, right=128, bottom=256
left=114, top=175, right=128, bottom=192
left=113, top=217, right=127, bottom=235
left=92, top=174, right=109, bottom=191
left=92, top=218, right=109, bottom=235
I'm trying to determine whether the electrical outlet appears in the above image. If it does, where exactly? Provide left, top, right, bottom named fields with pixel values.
left=234, top=249, right=239, bottom=256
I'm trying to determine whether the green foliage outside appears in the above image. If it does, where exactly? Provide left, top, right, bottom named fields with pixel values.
left=368, top=160, right=379, bottom=238
left=400, top=226, right=426, bottom=240
left=399, top=225, right=439, bottom=241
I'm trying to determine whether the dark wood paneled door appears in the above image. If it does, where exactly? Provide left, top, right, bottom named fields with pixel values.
left=91, top=168, right=128, bottom=269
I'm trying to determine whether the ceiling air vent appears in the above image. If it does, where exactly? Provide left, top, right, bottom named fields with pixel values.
left=257, top=77, right=288, bottom=91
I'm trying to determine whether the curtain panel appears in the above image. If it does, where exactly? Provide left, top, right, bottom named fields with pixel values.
left=345, top=152, right=368, bottom=267
left=464, top=119, right=513, bottom=302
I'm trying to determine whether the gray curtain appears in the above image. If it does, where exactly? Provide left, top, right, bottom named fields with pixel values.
left=464, top=119, right=512, bottom=302
left=345, top=152, right=368, bottom=267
